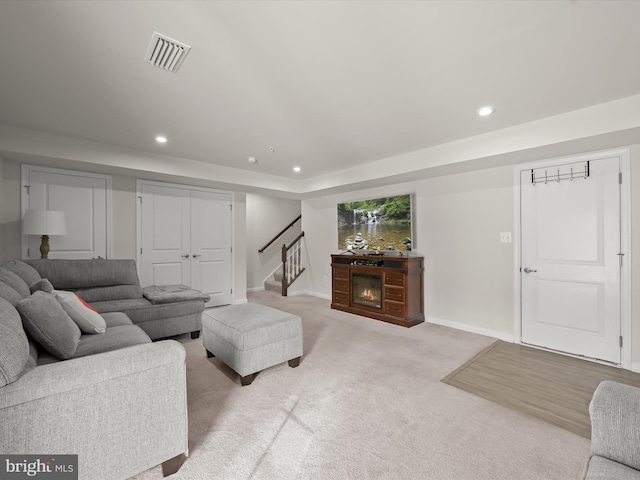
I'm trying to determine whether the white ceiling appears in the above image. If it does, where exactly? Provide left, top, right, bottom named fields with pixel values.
left=1, top=0, right=640, bottom=196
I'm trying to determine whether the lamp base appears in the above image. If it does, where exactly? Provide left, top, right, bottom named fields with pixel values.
left=39, top=235, right=50, bottom=259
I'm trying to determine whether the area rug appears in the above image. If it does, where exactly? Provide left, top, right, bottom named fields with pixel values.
left=131, top=293, right=591, bottom=480
left=442, top=340, right=640, bottom=438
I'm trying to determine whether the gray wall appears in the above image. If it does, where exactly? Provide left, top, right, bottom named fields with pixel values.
left=298, top=148, right=640, bottom=367
left=298, top=165, right=514, bottom=336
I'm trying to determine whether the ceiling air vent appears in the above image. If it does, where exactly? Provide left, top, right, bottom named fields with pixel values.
left=144, top=31, right=191, bottom=73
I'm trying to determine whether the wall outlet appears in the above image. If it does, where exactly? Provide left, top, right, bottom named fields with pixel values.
left=500, top=232, right=512, bottom=243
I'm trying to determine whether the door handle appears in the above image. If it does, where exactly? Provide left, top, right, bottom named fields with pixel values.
left=181, top=254, right=190, bottom=259
left=523, top=267, right=537, bottom=274
left=192, top=254, right=201, bottom=258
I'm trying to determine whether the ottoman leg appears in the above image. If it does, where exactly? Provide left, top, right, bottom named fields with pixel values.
left=162, top=453, right=186, bottom=476
left=288, top=357, right=301, bottom=368
left=240, top=373, right=255, bottom=386
left=206, top=349, right=215, bottom=358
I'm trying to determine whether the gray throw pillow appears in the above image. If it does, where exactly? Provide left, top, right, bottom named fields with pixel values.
left=0, top=298, right=30, bottom=387
left=0, top=268, right=30, bottom=298
left=29, top=278, right=54, bottom=294
left=2, top=260, right=42, bottom=286
left=0, top=281, right=23, bottom=306
left=16, top=291, right=81, bottom=360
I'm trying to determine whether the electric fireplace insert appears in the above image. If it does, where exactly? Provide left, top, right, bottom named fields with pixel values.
left=352, top=273, right=382, bottom=309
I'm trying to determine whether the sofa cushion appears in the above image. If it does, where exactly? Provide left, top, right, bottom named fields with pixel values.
left=0, top=298, right=30, bottom=387
left=16, top=291, right=81, bottom=360
left=26, top=258, right=140, bottom=290
left=0, top=268, right=30, bottom=298
left=55, top=290, right=107, bottom=334
left=29, top=278, right=54, bottom=294
left=0, top=281, right=23, bottom=306
left=101, top=312, right=135, bottom=328
left=72, top=285, right=143, bottom=303
left=91, top=297, right=204, bottom=320
left=585, top=456, right=640, bottom=480
left=2, top=260, right=42, bottom=286
left=74, top=325, right=151, bottom=358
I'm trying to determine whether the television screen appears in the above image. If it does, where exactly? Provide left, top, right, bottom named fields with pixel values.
left=337, top=194, right=413, bottom=251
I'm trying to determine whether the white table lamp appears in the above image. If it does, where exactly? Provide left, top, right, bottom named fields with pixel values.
left=23, top=210, right=68, bottom=258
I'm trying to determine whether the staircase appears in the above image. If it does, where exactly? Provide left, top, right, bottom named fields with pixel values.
left=258, top=215, right=305, bottom=296
left=264, top=269, right=284, bottom=293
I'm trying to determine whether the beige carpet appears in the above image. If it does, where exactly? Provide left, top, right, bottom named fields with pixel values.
left=131, top=292, right=590, bottom=480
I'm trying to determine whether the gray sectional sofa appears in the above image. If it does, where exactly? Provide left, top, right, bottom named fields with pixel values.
left=0, top=259, right=199, bottom=479
left=585, top=381, right=640, bottom=479
left=24, top=258, right=207, bottom=340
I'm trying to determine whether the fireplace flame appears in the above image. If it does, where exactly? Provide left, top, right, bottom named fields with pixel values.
left=360, top=288, right=378, bottom=302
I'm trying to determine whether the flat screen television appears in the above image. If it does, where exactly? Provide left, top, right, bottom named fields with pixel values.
left=337, top=194, right=413, bottom=252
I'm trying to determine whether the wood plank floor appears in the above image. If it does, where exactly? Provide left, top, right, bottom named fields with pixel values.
left=442, top=341, right=640, bottom=438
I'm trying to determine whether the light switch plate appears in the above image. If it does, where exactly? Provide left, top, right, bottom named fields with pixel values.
left=500, top=232, right=512, bottom=243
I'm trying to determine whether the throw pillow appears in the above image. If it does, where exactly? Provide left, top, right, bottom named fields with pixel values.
left=0, top=268, right=30, bottom=298
left=16, top=291, right=81, bottom=360
left=55, top=290, right=106, bottom=334
left=0, top=298, right=30, bottom=387
left=1, top=260, right=42, bottom=286
left=29, top=278, right=55, bottom=294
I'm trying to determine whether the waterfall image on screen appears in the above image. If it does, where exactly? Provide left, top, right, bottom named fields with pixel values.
left=337, top=194, right=413, bottom=251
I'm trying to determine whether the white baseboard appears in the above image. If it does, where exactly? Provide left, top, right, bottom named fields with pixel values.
left=246, top=286, right=265, bottom=293
left=232, top=298, right=248, bottom=305
left=632, top=362, right=640, bottom=373
left=426, top=316, right=515, bottom=343
left=288, top=290, right=331, bottom=300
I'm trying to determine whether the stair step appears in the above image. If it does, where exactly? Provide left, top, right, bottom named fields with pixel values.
left=264, top=279, right=282, bottom=293
left=274, top=270, right=284, bottom=281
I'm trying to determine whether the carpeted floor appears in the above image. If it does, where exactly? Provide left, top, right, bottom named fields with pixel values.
left=131, top=292, right=590, bottom=480
left=442, top=340, right=640, bottom=439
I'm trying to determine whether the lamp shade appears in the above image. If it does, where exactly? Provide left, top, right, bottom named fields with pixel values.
left=23, top=210, right=68, bottom=235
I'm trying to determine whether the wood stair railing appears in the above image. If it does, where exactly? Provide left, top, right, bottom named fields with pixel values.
left=258, top=215, right=301, bottom=253
left=281, top=231, right=305, bottom=296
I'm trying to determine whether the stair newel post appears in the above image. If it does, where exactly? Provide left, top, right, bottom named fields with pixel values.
left=281, top=243, right=288, bottom=296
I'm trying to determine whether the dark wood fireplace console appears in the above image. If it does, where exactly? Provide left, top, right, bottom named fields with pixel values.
left=331, top=252, right=424, bottom=327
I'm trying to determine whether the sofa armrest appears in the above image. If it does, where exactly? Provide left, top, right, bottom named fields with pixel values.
left=0, top=341, right=188, bottom=480
left=589, top=381, right=640, bottom=471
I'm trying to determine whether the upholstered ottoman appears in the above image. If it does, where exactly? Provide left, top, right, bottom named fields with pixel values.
left=202, top=303, right=303, bottom=385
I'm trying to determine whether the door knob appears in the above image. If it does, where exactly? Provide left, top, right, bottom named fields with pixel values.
left=523, top=267, right=537, bottom=274
left=192, top=254, right=201, bottom=258
left=181, top=254, right=189, bottom=259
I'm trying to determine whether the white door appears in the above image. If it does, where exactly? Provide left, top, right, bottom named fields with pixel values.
left=23, top=166, right=109, bottom=259
left=139, top=182, right=233, bottom=307
left=191, top=190, right=232, bottom=306
left=521, top=157, right=621, bottom=364
left=139, top=184, right=191, bottom=286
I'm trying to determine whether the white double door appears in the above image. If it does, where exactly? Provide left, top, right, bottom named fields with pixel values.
left=138, top=182, right=232, bottom=307
left=520, top=155, right=622, bottom=364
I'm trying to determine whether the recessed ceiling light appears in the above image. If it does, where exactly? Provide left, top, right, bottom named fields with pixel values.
left=477, top=106, right=495, bottom=117
left=247, top=157, right=257, bottom=164
left=155, top=135, right=167, bottom=143
left=293, top=166, right=301, bottom=173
